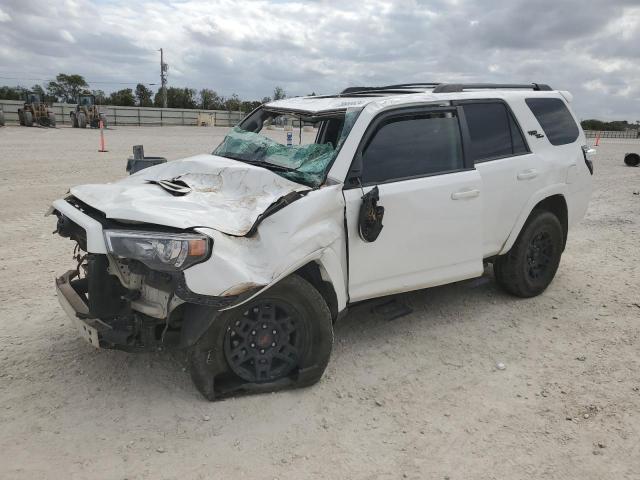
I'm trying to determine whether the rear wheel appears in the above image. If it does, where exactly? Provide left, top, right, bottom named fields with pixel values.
left=71, top=113, right=78, bottom=128
left=78, top=112, right=87, bottom=128
left=18, top=110, right=25, bottom=126
left=189, top=274, right=333, bottom=400
left=48, top=112, right=56, bottom=127
left=494, top=210, right=563, bottom=298
left=0, top=110, right=4, bottom=126
left=24, top=111, right=33, bottom=127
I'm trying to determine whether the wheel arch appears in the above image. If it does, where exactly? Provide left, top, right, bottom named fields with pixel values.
left=222, top=248, right=348, bottom=322
left=500, top=187, right=569, bottom=255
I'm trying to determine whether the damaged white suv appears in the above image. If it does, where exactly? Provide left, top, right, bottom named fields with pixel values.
left=50, top=83, right=593, bottom=400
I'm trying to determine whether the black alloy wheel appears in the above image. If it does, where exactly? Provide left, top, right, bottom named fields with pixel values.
left=223, top=300, right=309, bottom=383
left=525, top=231, right=555, bottom=280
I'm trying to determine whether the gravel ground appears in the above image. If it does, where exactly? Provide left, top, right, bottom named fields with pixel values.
left=0, top=126, right=639, bottom=480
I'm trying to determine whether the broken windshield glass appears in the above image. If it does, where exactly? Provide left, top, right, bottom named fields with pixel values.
left=213, top=107, right=362, bottom=187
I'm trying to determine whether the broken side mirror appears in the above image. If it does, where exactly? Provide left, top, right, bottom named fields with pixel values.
left=358, top=185, right=384, bottom=242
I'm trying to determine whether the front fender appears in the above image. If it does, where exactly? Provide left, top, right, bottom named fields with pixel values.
left=498, top=183, right=568, bottom=255
left=221, top=245, right=347, bottom=312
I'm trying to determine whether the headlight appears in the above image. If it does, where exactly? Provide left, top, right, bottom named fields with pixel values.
left=104, top=230, right=211, bottom=271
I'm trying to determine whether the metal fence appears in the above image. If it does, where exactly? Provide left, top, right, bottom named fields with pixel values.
left=0, top=100, right=245, bottom=127
left=585, top=130, right=640, bottom=139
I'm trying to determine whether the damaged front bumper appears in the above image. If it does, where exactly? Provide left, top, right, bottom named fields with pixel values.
left=50, top=198, right=261, bottom=351
left=53, top=254, right=254, bottom=352
left=56, top=270, right=102, bottom=348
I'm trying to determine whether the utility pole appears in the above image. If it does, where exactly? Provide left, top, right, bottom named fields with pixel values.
left=159, top=48, right=168, bottom=108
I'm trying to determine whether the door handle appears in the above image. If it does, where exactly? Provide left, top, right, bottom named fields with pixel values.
left=451, top=188, right=480, bottom=200
left=517, top=169, right=538, bottom=180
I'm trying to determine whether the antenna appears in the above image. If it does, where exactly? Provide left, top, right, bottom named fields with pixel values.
left=159, top=48, right=168, bottom=108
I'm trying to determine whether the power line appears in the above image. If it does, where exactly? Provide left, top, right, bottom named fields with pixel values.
left=0, top=75, right=156, bottom=86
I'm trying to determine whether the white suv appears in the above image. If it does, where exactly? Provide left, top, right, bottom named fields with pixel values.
left=50, top=83, right=594, bottom=399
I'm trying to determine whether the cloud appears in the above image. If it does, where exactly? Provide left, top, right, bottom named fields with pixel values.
left=0, top=8, right=11, bottom=22
left=0, top=0, right=639, bottom=119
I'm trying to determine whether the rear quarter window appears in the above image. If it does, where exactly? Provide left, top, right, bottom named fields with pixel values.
left=525, top=98, right=579, bottom=146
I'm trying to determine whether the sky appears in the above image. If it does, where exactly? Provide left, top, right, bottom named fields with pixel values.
left=0, top=0, right=639, bottom=120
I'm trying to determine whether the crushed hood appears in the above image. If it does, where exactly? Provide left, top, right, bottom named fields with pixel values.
left=70, top=154, right=311, bottom=236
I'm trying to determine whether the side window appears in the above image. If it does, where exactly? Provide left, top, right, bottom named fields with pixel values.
left=510, top=112, right=528, bottom=155
left=525, top=97, right=579, bottom=146
left=462, top=102, right=529, bottom=163
left=361, top=111, right=463, bottom=184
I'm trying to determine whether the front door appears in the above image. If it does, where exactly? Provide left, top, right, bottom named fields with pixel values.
left=343, top=107, right=484, bottom=302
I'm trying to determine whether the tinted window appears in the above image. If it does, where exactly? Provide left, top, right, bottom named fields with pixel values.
left=510, top=113, right=528, bottom=154
left=525, top=98, right=579, bottom=146
left=462, top=103, right=528, bottom=162
left=361, top=112, right=463, bottom=184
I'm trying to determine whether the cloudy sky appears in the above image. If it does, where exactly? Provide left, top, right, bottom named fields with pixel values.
left=1, top=0, right=639, bottom=120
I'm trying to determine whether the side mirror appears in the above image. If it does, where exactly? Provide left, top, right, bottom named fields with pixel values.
left=358, top=186, right=384, bottom=242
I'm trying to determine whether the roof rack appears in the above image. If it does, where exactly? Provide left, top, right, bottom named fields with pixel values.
left=340, top=83, right=441, bottom=95
left=339, top=82, right=553, bottom=96
left=431, top=83, right=553, bottom=93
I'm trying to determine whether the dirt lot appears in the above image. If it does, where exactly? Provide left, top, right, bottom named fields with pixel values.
left=0, top=125, right=639, bottom=480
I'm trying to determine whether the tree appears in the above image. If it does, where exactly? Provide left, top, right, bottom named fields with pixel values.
left=167, top=87, right=196, bottom=109
left=199, top=88, right=224, bottom=110
left=135, top=84, right=154, bottom=107
left=92, top=90, right=107, bottom=105
left=109, top=88, right=136, bottom=106
left=273, top=86, right=286, bottom=100
left=224, top=93, right=241, bottom=111
left=241, top=100, right=262, bottom=112
left=46, top=73, right=89, bottom=103
left=153, top=88, right=165, bottom=108
left=0, top=86, right=25, bottom=100
left=581, top=119, right=628, bottom=131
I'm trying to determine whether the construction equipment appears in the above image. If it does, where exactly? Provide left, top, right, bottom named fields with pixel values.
left=18, top=92, right=56, bottom=127
left=71, top=94, right=106, bottom=129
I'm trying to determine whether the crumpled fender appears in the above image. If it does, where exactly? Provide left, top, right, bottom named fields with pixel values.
left=183, top=184, right=348, bottom=310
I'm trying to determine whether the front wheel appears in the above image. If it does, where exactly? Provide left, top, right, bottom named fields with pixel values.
left=189, top=274, right=333, bottom=400
left=493, top=210, right=563, bottom=298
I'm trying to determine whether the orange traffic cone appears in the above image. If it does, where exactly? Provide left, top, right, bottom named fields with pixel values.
left=98, top=120, right=108, bottom=152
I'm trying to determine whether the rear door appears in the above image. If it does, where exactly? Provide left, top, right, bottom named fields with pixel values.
left=456, top=100, right=539, bottom=257
left=343, top=106, right=484, bottom=302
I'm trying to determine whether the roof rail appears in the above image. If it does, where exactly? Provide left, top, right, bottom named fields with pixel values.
left=431, top=83, right=553, bottom=93
left=338, top=82, right=553, bottom=97
left=340, top=83, right=441, bottom=95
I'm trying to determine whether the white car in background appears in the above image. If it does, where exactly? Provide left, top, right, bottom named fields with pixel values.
left=50, top=82, right=593, bottom=400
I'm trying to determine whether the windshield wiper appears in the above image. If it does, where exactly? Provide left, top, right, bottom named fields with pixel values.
left=224, top=156, right=299, bottom=173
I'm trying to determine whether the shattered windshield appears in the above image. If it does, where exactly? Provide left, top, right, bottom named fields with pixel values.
left=213, top=107, right=362, bottom=187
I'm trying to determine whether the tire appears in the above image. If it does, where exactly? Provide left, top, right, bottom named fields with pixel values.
left=47, top=112, right=56, bottom=128
left=0, top=110, right=4, bottom=126
left=18, top=110, right=25, bottom=126
left=189, top=274, right=334, bottom=400
left=493, top=210, right=564, bottom=298
left=78, top=112, right=87, bottom=128
left=624, top=153, right=640, bottom=167
left=24, top=111, right=33, bottom=127
left=71, top=113, right=78, bottom=128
